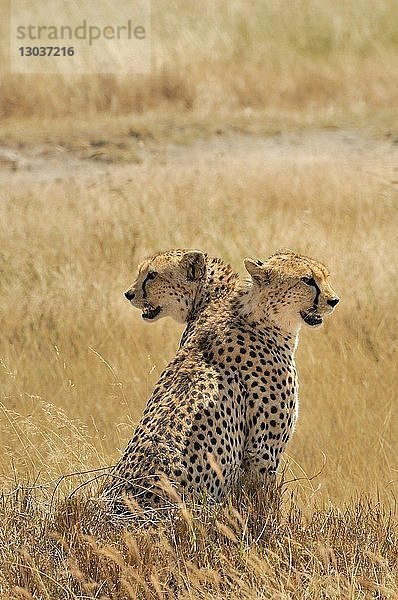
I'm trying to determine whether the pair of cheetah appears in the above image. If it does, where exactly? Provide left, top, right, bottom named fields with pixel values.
left=102, top=249, right=339, bottom=513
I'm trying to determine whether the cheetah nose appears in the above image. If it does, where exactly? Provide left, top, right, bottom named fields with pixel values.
left=124, top=290, right=135, bottom=301
left=327, top=297, right=340, bottom=307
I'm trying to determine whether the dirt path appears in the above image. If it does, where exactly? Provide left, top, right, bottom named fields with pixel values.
left=1, top=128, right=397, bottom=189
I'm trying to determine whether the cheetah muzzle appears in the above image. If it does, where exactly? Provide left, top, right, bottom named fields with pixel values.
left=300, top=308, right=323, bottom=327
left=142, top=305, right=162, bottom=320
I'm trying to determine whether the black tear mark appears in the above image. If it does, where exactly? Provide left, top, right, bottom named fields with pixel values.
left=312, top=280, right=321, bottom=307
left=142, top=272, right=156, bottom=299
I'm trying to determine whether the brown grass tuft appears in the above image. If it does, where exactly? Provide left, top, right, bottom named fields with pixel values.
left=1, top=484, right=396, bottom=598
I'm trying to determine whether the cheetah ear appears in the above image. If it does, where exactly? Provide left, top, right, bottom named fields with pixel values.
left=244, top=258, right=272, bottom=285
left=273, top=247, right=296, bottom=257
left=182, top=250, right=206, bottom=282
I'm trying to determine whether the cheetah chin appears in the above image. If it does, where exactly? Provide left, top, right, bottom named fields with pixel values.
left=142, top=305, right=162, bottom=320
left=300, top=309, right=323, bottom=327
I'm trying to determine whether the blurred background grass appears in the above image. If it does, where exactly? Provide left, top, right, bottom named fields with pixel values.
left=0, top=0, right=398, bottom=125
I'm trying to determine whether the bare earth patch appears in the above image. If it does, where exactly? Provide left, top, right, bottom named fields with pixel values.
left=1, top=128, right=397, bottom=188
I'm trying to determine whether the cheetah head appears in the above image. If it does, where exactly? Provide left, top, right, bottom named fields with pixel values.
left=124, top=249, right=206, bottom=323
left=244, top=249, right=339, bottom=333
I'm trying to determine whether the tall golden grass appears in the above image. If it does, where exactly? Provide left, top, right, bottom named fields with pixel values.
left=1, top=136, right=397, bottom=596
left=2, top=485, right=397, bottom=599
left=1, top=0, right=398, bottom=596
left=1, top=143, right=397, bottom=492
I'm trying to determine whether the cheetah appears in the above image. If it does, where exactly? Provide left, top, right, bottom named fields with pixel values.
left=123, top=249, right=240, bottom=346
left=103, top=249, right=339, bottom=512
left=124, top=248, right=239, bottom=320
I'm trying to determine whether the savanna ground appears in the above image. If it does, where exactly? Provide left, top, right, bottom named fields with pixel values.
left=1, top=1, right=398, bottom=598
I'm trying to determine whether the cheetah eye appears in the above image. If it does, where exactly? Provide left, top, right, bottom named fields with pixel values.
left=301, top=275, right=316, bottom=286
left=147, top=271, right=158, bottom=280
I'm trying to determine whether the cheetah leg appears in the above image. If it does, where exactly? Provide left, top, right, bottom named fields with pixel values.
left=243, top=452, right=280, bottom=490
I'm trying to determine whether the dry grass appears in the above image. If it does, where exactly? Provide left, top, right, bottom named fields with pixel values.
left=1, top=484, right=397, bottom=599
left=1, top=135, right=397, bottom=596
left=1, top=0, right=398, bottom=128
left=1, top=0, right=398, bottom=596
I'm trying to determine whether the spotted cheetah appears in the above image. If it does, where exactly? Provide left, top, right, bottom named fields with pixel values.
left=123, top=249, right=240, bottom=347
left=124, top=248, right=239, bottom=321
left=103, top=249, right=339, bottom=512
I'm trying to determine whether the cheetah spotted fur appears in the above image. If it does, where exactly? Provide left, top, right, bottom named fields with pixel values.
left=102, top=249, right=339, bottom=514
